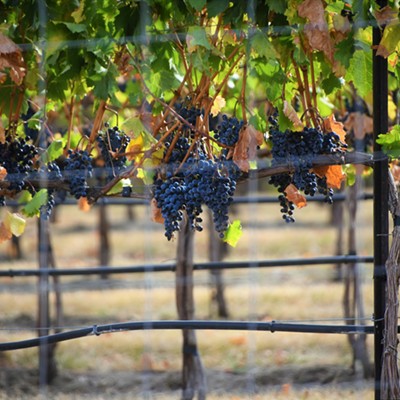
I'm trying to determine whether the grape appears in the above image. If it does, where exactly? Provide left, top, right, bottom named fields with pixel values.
left=97, top=125, right=130, bottom=180
left=64, top=150, right=93, bottom=199
left=38, top=162, right=62, bottom=219
left=213, top=114, right=244, bottom=147
left=153, top=128, right=240, bottom=239
left=269, top=124, right=344, bottom=222
left=0, top=135, right=38, bottom=192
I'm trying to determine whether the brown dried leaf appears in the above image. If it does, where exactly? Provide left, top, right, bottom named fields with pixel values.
left=298, top=0, right=334, bottom=62
left=0, top=33, right=25, bottom=85
left=233, top=124, right=263, bottom=173
left=332, top=14, right=352, bottom=43
left=0, top=166, right=7, bottom=180
left=0, top=222, right=12, bottom=243
left=0, top=72, right=6, bottom=84
left=285, top=184, right=307, bottom=208
left=78, top=197, right=91, bottom=212
left=323, top=114, right=346, bottom=143
left=151, top=198, right=164, bottom=224
left=374, top=5, right=398, bottom=27
left=343, top=112, right=373, bottom=140
left=391, top=163, right=400, bottom=185
left=283, top=100, right=303, bottom=131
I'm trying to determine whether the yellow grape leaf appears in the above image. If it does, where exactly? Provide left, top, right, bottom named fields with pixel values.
left=0, top=222, right=12, bottom=243
left=223, top=220, right=242, bottom=247
left=233, top=124, right=263, bottom=172
left=325, top=165, right=346, bottom=189
left=150, top=198, right=164, bottom=224
left=0, top=166, right=6, bottom=180
left=3, top=211, right=26, bottom=237
left=78, top=197, right=91, bottom=212
left=126, top=134, right=144, bottom=161
left=283, top=100, right=303, bottom=131
left=285, top=184, right=307, bottom=208
left=323, top=114, right=346, bottom=143
left=211, top=95, right=226, bottom=115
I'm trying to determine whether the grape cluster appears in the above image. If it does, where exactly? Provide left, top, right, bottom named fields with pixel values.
left=38, top=162, right=63, bottom=219
left=64, top=150, right=93, bottom=199
left=269, top=126, right=344, bottom=222
left=96, top=125, right=130, bottom=179
left=213, top=115, right=244, bottom=147
left=0, top=136, right=38, bottom=192
left=174, top=103, right=203, bottom=132
left=153, top=129, right=239, bottom=240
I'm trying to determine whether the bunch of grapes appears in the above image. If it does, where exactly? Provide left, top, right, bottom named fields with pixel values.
left=64, top=150, right=93, bottom=199
left=96, top=125, right=130, bottom=180
left=153, top=111, right=240, bottom=240
left=38, top=162, right=62, bottom=219
left=0, top=135, right=38, bottom=192
left=269, top=125, right=344, bottom=222
left=213, top=114, right=244, bottom=148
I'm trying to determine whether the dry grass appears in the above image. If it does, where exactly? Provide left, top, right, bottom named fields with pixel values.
left=0, top=190, right=376, bottom=398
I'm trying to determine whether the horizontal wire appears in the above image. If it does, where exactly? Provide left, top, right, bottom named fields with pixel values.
left=0, top=316, right=379, bottom=333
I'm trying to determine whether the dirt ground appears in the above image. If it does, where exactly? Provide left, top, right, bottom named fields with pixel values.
left=0, top=363, right=372, bottom=399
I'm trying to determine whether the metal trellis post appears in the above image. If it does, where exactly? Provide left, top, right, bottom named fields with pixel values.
left=373, top=0, right=389, bottom=398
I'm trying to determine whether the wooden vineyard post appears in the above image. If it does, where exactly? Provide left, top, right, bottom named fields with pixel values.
left=176, top=216, right=207, bottom=400
left=37, top=214, right=58, bottom=386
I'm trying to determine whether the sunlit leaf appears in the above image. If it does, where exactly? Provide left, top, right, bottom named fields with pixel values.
left=41, top=139, right=65, bottom=163
left=211, top=96, right=226, bottom=115
left=377, top=24, right=400, bottom=58
left=21, top=189, right=48, bottom=217
left=377, top=125, right=400, bottom=157
left=78, top=197, right=91, bottom=212
left=186, top=26, right=212, bottom=53
left=223, top=220, right=242, bottom=247
left=4, top=211, right=26, bottom=237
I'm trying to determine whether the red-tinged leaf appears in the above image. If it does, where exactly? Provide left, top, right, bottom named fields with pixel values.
left=0, top=222, right=12, bottom=243
left=233, top=124, right=263, bottom=172
left=283, top=100, right=303, bottom=131
left=285, top=184, right=307, bottom=208
left=151, top=198, right=164, bottom=224
left=323, top=114, right=346, bottom=143
left=325, top=165, right=346, bottom=189
left=78, top=197, right=91, bottom=212
left=374, top=5, right=398, bottom=27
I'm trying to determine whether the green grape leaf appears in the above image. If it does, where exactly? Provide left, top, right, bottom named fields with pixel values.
left=207, top=0, right=230, bottom=17
left=320, top=73, right=342, bottom=95
left=106, top=178, right=132, bottom=195
left=22, top=189, right=48, bottom=217
left=376, top=125, right=400, bottom=157
left=223, top=220, right=242, bottom=247
left=187, top=0, right=206, bottom=11
left=250, top=31, right=277, bottom=59
left=41, top=139, right=65, bottom=163
left=52, top=21, right=87, bottom=33
left=345, top=50, right=372, bottom=97
left=186, top=26, right=213, bottom=52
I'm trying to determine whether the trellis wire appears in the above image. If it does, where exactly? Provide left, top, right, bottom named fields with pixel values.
left=0, top=255, right=374, bottom=277
left=0, top=319, right=385, bottom=352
